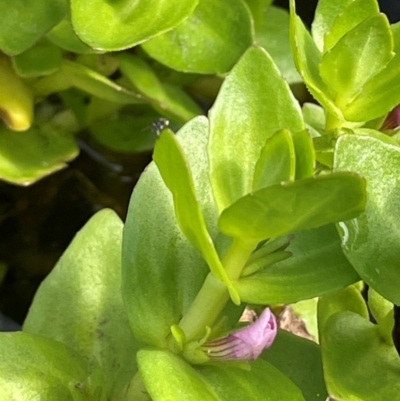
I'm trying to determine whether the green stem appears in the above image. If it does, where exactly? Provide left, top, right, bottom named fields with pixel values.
left=325, top=110, right=342, bottom=131
left=178, top=238, right=257, bottom=341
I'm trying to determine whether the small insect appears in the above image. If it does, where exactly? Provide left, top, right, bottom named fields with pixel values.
left=151, top=117, right=170, bottom=136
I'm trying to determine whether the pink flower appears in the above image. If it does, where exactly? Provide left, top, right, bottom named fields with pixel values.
left=202, top=308, right=277, bottom=360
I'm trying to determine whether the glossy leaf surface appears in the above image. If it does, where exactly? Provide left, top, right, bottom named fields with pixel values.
left=209, top=46, right=304, bottom=212
left=23, top=209, right=139, bottom=399
left=233, top=224, right=360, bottom=304
left=142, top=0, right=253, bottom=74
left=335, top=134, right=400, bottom=304
left=118, top=53, right=201, bottom=121
left=0, top=0, right=66, bottom=55
left=262, top=330, right=327, bottom=401
left=0, top=331, right=105, bottom=401
left=219, top=173, right=366, bottom=241
left=71, top=0, right=198, bottom=51
left=0, top=122, right=78, bottom=185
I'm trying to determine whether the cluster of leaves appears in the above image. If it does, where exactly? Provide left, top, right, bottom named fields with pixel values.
left=0, top=0, right=299, bottom=185
left=2, top=0, right=400, bottom=400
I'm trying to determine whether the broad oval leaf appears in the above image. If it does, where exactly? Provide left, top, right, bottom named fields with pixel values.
left=219, top=172, right=366, bottom=241
left=262, top=330, right=328, bottom=401
left=319, top=14, right=393, bottom=107
left=0, top=0, right=66, bottom=55
left=122, top=117, right=233, bottom=347
left=322, top=0, right=379, bottom=52
left=196, top=358, right=306, bottom=401
left=138, top=349, right=219, bottom=401
left=12, top=42, right=62, bottom=78
left=0, top=121, right=78, bottom=186
left=233, top=224, right=360, bottom=304
left=71, top=0, right=199, bottom=51
left=0, top=331, right=105, bottom=401
left=209, top=46, right=304, bottom=212
left=142, top=0, right=253, bottom=74
left=23, top=209, right=139, bottom=399
left=138, top=348, right=306, bottom=401
left=311, top=0, right=354, bottom=51
left=320, top=311, right=400, bottom=401
left=334, top=134, right=400, bottom=304
left=47, top=15, right=98, bottom=54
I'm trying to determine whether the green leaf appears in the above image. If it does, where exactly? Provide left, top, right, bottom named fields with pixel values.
left=0, top=331, right=105, bottom=400
left=23, top=209, right=138, bottom=399
left=334, top=134, right=400, bottom=304
left=12, top=41, right=62, bottom=78
left=320, top=311, right=400, bottom=401
left=71, top=0, right=198, bottom=51
left=219, top=172, right=366, bottom=241
left=311, top=0, right=354, bottom=51
left=61, top=60, right=143, bottom=104
left=322, top=0, right=379, bottom=52
left=233, top=224, right=360, bottom=304
left=139, top=348, right=305, bottom=401
left=341, top=51, right=400, bottom=122
left=368, top=287, right=394, bottom=345
left=117, top=53, right=201, bottom=122
left=0, top=0, right=66, bottom=55
left=244, top=0, right=273, bottom=30
left=153, top=129, right=238, bottom=301
left=319, top=14, right=393, bottom=107
left=122, top=117, right=240, bottom=347
left=262, top=330, right=328, bottom=401
left=253, top=128, right=295, bottom=190
left=302, top=102, right=326, bottom=137
left=141, top=0, right=253, bottom=74
left=318, top=285, right=369, bottom=333
left=209, top=46, right=304, bottom=212
left=291, top=129, right=315, bottom=179
left=138, top=349, right=219, bottom=401
left=254, top=5, right=302, bottom=84
left=89, top=113, right=158, bottom=153
left=197, top=358, right=306, bottom=401
left=47, top=13, right=98, bottom=54
left=289, top=0, right=343, bottom=123
left=0, top=55, right=33, bottom=131
left=0, top=121, right=78, bottom=185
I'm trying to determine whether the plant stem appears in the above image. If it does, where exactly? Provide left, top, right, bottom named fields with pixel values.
left=325, top=110, right=342, bottom=131
left=178, top=238, right=257, bottom=341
